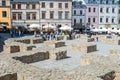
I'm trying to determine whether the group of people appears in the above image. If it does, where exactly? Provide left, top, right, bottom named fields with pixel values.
left=10, top=28, right=24, bottom=38
left=41, top=32, right=55, bottom=41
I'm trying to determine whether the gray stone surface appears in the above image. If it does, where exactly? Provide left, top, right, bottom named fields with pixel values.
left=0, top=35, right=120, bottom=80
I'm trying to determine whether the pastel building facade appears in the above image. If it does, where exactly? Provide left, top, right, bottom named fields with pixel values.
left=0, top=0, right=11, bottom=30
left=11, top=0, right=40, bottom=27
left=98, top=4, right=118, bottom=28
left=117, top=1, right=120, bottom=28
left=85, top=4, right=99, bottom=28
left=72, top=0, right=86, bottom=30
left=39, top=0, right=72, bottom=28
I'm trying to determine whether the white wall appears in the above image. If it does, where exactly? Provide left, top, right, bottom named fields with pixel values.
left=98, top=5, right=118, bottom=28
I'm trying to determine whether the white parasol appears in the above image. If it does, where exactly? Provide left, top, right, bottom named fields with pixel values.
left=59, top=25, right=73, bottom=31
left=43, top=24, right=56, bottom=29
left=28, top=24, right=41, bottom=29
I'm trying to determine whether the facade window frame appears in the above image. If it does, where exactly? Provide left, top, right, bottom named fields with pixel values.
left=42, top=11, right=46, bottom=19
left=2, top=0, right=6, bottom=6
left=50, top=11, right=54, bottom=19
left=41, top=2, right=45, bottom=8
left=59, top=3, right=62, bottom=8
left=50, top=3, right=53, bottom=8
left=2, top=11, right=7, bottom=17
left=65, top=3, right=68, bottom=8
left=32, top=4, right=36, bottom=9
left=88, top=7, right=91, bottom=12
left=18, top=4, right=21, bottom=9
left=18, top=13, right=22, bottom=20
left=12, top=4, right=16, bottom=9
left=58, top=11, right=62, bottom=19
left=93, top=8, right=96, bottom=12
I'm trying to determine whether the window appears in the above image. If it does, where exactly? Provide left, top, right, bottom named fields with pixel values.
left=2, top=0, right=6, bottom=6
left=100, top=8, right=103, bottom=13
left=80, top=19, right=82, bottom=23
left=106, top=18, right=108, bottom=22
left=74, top=10, right=76, bottom=15
left=112, top=8, right=115, bottom=13
left=88, top=8, right=91, bottom=12
left=12, top=13, right=16, bottom=20
left=18, top=4, right=21, bottom=9
left=112, top=18, right=114, bottom=23
left=2, top=11, right=7, bottom=17
left=112, top=0, right=114, bottom=4
left=32, top=13, right=36, bottom=20
left=74, top=19, right=76, bottom=24
left=80, top=10, right=82, bottom=15
left=26, top=4, right=30, bottom=9
left=88, top=18, right=91, bottom=23
left=18, top=13, right=22, bottom=20
left=42, top=11, right=46, bottom=19
left=100, top=0, right=103, bottom=4
left=42, top=2, right=45, bottom=8
left=58, top=11, right=62, bottom=19
left=12, top=4, right=16, bottom=9
left=65, top=11, right=69, bottom=19
left=50, top=3, right=53, bottom=8
left=32, top=4, right=36, bottom=9
left=93, top=8, right=96, bottom=12
left=59, top=3, right=62, bottom=8
left=65, top=3, right=68, bottom=8
left=50, top=11, right=54, bottom=19
left=106, top=8, right=109, bottom=13
left=26, top=13, right=30, bottom=20
left=93, top=18, right=95, bottom=23
left=106, top=0, right=108, bottom=4
left=119, top=19, right=120, bottom=24
left=100, top=18, right=102, bottom=23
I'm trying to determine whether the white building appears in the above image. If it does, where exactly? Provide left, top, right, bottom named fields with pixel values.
left=85, top=0, right=118, bottom=29
left=72, top=0, right=86, bottom=30
left=11, top=0, right=40, bottom=27
left=98, top=4, right=118, bottom=29
left=39, top=0, right=72, bottom=28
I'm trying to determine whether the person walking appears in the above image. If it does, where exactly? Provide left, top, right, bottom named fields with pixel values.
left=18, top=29, right=21, bottom=37
left=96, top=33, right=98, bottom=42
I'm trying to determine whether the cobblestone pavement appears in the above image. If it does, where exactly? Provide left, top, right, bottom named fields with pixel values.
left=30, top=39, right=120, bottom=71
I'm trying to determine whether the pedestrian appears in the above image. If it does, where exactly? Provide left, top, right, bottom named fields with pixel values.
left=96, top=33, right=98, bottom=42
left=34, top=31, right=37, bottom=37
left=18, top=29, right=21, bottom=37
left=40, top=31, right=43, bottom=37
left=10, top=29, right=13, bottom=38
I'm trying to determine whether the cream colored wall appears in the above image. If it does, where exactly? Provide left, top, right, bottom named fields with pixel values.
left=0, top=7, right=11, bottom=29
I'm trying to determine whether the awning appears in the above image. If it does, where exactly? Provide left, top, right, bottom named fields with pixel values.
left=0, top=22, right=8, bottom=24
left=0, top=22, right=8, bottom=27
left=12, top=22, right=26, bottom=27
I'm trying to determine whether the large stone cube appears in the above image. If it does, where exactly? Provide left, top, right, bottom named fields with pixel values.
left=49, top=47, right=67, bottom=60
left=80, top=43, right=97, bottom=53
left=3, top=45, right=20, bottom=53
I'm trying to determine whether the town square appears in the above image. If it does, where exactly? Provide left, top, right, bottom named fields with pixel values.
left=0, top=0, right=120, bottom=80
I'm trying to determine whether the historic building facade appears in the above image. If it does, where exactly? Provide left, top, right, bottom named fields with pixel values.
left=0, top=0, right=11, bottom=30
left=11, top=0, right=72, bottom=28
left=85, top=4, right=99, bottom=28
left=98, top=0, right=118, bottom=29
left=117, top=1, right=120, bottom=28
left=85, top=0, right=118, bottom=29
left=11, top=0, right=40, bottom=28
left=39, top=0, right=72, bottom=28
left=72, top=0, right=86, bottom=30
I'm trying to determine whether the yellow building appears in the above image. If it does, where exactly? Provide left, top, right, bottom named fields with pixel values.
left=0, top=0, right=11, bottom=31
